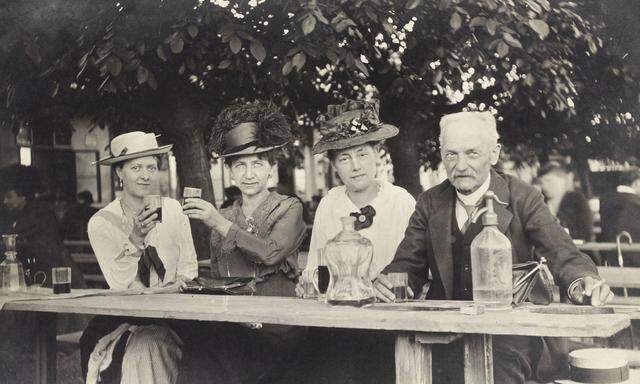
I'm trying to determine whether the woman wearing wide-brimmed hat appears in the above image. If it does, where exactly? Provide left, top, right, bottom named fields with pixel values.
left=184, top=100, right=306, bottom=297
left=292, top=99, right=416, bottom=384
left=177, top=100, right=307, bottom=384
left=299, top=98, right=415, bottom=289
left=81, top=131, right=198, bottom=383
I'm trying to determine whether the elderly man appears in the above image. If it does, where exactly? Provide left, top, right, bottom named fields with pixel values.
left=374, top=111, right=612, bottom=384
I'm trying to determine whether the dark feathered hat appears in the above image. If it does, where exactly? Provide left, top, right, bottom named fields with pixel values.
left=312, top=98, right=398, bottom=155
left=208, top=100, right=292, bottom=158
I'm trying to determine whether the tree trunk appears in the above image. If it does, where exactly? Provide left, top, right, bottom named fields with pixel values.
left=382, top=100, right=424, bottom=197
left=156, top=81, right=214, bottom=261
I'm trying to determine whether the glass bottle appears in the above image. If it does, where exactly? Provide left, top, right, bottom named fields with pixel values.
left=1, top=234, right=26, bottom=293
left=470, top=191, right=512, bottom=310
left=324, top=216, right=375, bottom=306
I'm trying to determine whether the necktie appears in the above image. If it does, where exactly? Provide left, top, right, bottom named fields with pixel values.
left=138, top=245, right=166, bottom=287
left=460, top=201, right=479, bottom=234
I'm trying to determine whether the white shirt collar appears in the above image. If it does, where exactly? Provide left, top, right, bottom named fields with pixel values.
left=617, top=185, right=636, bottom=194
left=456, top=174, right=491, bottom=206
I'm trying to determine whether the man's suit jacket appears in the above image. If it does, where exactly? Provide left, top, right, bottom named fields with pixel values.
left=384, top=169, right=598, bottom=300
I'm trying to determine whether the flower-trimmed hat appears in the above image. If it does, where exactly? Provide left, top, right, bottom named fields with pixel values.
left=208, top=100, right=292, bottom=158
left=312, top=99, right=398, bottom=155
left=95, top=131, right=173, bottom=166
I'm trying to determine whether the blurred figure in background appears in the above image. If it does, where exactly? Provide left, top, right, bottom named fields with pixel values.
left=0, top=164, right=85, bottom=285
left=538, top=162, right=594, bottom=242
left=60, top=190, right=98, bottom=240
left=600, top=169, right=640, bottom=266
left=0, top=164, right=86, bottom=383
left=219, top=185, right=241, bottom=209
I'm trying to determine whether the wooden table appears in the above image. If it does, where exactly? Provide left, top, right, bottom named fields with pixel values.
left=2, top=292, right=631, bottom=384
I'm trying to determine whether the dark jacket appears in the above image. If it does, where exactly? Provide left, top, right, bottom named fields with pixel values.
left=557, top=191, right=593, bottom=242
left=11, top=201, right=85, bottom=288
left=600, top=191, right=640, bottom=266
left=601, top=191, right=640, bottom=266
left=384, top=169, right=598, bottom=298
left=383, top=169, right=600, bottom=381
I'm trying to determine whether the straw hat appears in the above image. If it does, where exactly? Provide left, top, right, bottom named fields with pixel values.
left=95, top=132, right=172, bottom=166
left=555, top=348, right=638, bottom=384
left=312, top=98, right=398, bottom=155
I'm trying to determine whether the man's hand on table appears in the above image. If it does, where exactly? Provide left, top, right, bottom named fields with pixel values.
left=569, top=276, right=614, bottom=306
left=373, top=273, right=414, bottom=303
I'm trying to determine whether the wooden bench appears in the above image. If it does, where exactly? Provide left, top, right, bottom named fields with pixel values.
left=64, top=240, right=108, bottom=288
left=598, top=266, right=640, bottom=302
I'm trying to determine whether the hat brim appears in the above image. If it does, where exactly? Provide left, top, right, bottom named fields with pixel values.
left=312, top=124, right=398, bottom=155
left=555, top=369, right=639, bottom=384
left=215, top=143, right=286, bottom=159
left=94, top=144, right=173, bottom=166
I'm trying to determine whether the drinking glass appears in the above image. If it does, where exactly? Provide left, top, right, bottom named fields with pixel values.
left=388, top=272, right=409, bottom=302
left=182, top=187, right=202, bottom=205
left=301, top=269, right=317, bottom=299
left=143, top=195, right=163, bottom=223
left=52, top=267, right=71, bottom=294
left=316, top=249, right=330, bottom=301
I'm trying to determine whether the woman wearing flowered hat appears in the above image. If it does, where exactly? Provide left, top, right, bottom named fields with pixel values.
left=293, top=99, right=415, bottom=384
left=82, top=131, right=198, bottom=383
left=298, top=98, right=416, bottom=291
left=184, top=100, right=306, bottom=296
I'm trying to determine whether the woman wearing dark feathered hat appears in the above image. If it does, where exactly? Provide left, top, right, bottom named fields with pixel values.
left=184, top=100, right=306, bottom=296
left=178, top=100, right=307, bottom=383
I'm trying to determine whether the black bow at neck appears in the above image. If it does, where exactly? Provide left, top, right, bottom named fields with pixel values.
left=138, top=245, right=166, bottom=287
left=350, top=205, right=376, bottom=231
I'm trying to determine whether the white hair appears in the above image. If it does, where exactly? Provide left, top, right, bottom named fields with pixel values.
left=438, top=111, right=499, bottom=145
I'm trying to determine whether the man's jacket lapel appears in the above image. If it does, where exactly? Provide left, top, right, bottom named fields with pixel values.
left=489, top=169, right=513, bottom=234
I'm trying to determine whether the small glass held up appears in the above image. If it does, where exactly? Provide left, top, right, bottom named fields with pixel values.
left=182, top=187, right=202, bottom=205
left=143, top=195, right=163, bottom=223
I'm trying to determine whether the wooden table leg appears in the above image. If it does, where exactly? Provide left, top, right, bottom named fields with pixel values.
left=395, top=334, right=433, bottom=384
left=35, top=312, right=57, bottom=384
left=463, top=334, right=493, bottom=384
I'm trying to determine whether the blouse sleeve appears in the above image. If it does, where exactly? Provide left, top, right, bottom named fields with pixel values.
left=87, top=215, right=142, bottom=290
left=175, top=202, right=198, bottom=280
left=225, top=201, right=305, bottom=266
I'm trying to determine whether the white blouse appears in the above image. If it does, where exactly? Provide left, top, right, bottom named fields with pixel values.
left=87, top=197, right=198, bottom=290
left=306, top=180, right=416, bottom=279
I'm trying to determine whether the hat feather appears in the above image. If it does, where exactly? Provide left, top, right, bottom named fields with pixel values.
left=208, top=100, right=291, bottom=155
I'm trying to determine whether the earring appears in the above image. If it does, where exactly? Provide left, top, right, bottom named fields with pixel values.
left=118, top=178, right=123, bottom=188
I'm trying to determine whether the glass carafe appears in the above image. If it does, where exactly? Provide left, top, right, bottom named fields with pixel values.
left=1, top=234, right=26, bottom=293
left=324, top=216, right=375, bottom=306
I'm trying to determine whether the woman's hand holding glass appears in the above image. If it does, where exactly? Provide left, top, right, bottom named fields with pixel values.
left=183, top=198, right=232, bottom=236
left=130, top=208, right=159, bottom=248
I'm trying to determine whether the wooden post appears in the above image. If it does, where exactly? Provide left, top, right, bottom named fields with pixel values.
left=463, top=334, right=493, bottom=384
left=35, top=312, right=57, bottom=384
left=395, top=333, right=432, bottom=384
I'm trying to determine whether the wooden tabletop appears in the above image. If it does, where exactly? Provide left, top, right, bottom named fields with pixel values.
left=2, top=292, right=629, bottom=338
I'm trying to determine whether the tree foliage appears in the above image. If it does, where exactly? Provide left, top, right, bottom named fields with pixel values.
left=1, top=0, right=638, bottom=197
